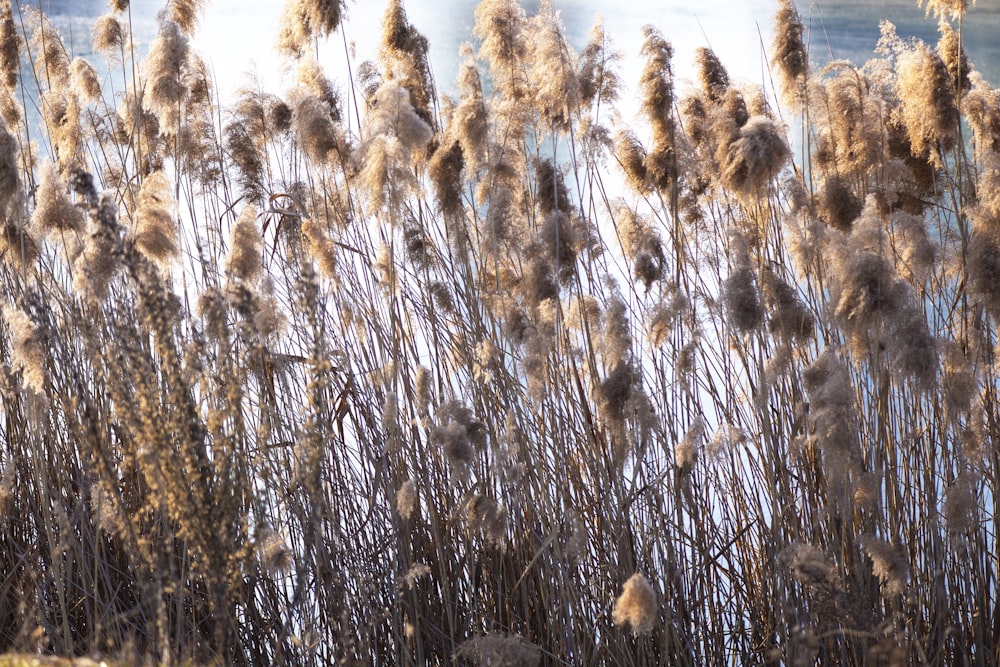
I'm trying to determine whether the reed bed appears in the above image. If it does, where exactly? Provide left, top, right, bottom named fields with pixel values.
left=0, top=0, right=994, bottom=664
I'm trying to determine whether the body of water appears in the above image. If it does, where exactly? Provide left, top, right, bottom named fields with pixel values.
left=32, top=0, right=1000, bottom=117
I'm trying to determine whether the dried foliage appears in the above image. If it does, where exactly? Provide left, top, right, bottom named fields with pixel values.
left=0, top=2, right=993, bottom=666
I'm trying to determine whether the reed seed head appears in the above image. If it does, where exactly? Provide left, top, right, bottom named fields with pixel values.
left=695, top=47, right=730, bottom=102
left=167, top=0, right=207, bottom=37
left=944, top=475, right=977, bottom=534
left=0, top=2, right=19, bottom=91
left=720, top=115, right=790, bottom=196
left=474, top=0, right=528, bottom=100
left=31, top=160, right=84, bottom=235
left=722, top=266, right=763, bottom=333
left=395, top=480, right=417, bottom=520
left=578, top=17, right=622, bottom=108
left=897, top=40, right=959, bottom=165
left=937, top=21, right=971, bottom=95
left=454, top=634, right=542, bottom=666
left=638, top=25, right=674, bottom=140
left=526, top=1, right=580, bottom=128
left=772, top=0, right=808, bottom=108
left=93, top=13, right=127, bottom=55
left=861, top=536, right=909, bottom=597
left=919, top=0, right=968, bottom=21
left=3, top=304, right=45, bottom=394
left=226, top=205, right=262, bottom=283
left=613, top=572, right=657, bottom=633
left=133, top=170, right=179, bottom=269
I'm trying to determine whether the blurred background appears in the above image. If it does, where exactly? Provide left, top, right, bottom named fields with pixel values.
left=33, top=0, right=1000, bottom=113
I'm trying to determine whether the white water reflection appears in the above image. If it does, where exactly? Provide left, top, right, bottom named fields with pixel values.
left=34, top=0, right=1000, bottom=117
left=188, top=0, right=775, bottom=115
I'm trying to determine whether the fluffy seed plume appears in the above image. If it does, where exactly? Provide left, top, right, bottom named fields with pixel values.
left=802, top=347, right=858, bottom=504
left=428, top=139, right=464, bottom=219
left=73, top=193, right=123, bottom=306
left=93, top=13, right=127, bottom=56
left=296, top=58, right=341, bottom=123
left=896, top=40, right=959, bottom=165
left=356, top=134, right=410, bottom=216
left=31, top=160, right=84, bottom=235
left=862, top=536, right=909, bottom=597
left=142, top=18, right=190, bottom=130
left=722, top=266, right=763, bottom=333
left=474, top=0, right=528, bottom=100
left=395, top=480, right=417, bottom=520
left=815, top=174, right=862, bottom=232
left=526, top=1, right=579, bottom=128
left=366, top=80, right=433, bottom=153
left=166, top=0, right=207, bottom=36
left=277, top=1, right=312, bottom=58
left=613, top=572, right=657, bottom=633
left=965, top=73, right=1000, bottom=159
left=535, top=157, right=570, bottom=214
left=969, top=221, right=1000, bottom=317
left=720, top=116, right=790, bottom=196
left=638, top=25, right=674, bottom=140
left=614, top=128, right=650, bottom=194
left=833, top=247, right=900, bottom=328
left=225, top=89, right=270, bottom=203
left=762, top=268, right=814, bottom=342
left=454, top=634, right=542, bottom=666
left=771, top=0, right=808, bottom=108
left=919, top=0, right=968, bottom=20
left=464, top=494, right=506, bottom=544
left=380, top=0, right=434, bottom=127
left=937, top=21, right=970, bottom=95
left=675, top=418, right=705, bottom=469
left=889, top=211, right=936, bottom=285
left=226, top=204, right=262, bottom=283
left=401, top=563, right=431, bottom=590
left=42, top=89, right=84, bottom=173
left=0, top=2, right=20, bottom=91
left=69, top=57, right=102, bottom=102
left=599, top=292, right=632, bottom=368
left=785, top=543, right=838, bottom=589
left=3, top=304, right=46, bottom=394
left=0, top=118, right=20, bottom=212
left=451, top=46, right=488, bottom=172
left=616, top=204, right=665, bottom=289
left=0, top=218, right=38, bottom=271
left=578, top=17, right=622, bottom=108
left=277, top=0, right=345, bottom=58
left=813, top=63, right=882, bottom=177
left=256, top=527, right=292, bottom=575
left=433, top=412, right=475, bottom=477
left=944, top=474, right=978, bottom=534
left=29, top=10, right=69, bottom=89
left=302, top=0, right=343, bottom=40
left=355, top=82, right=431, bottom=213
left=884, top=301, right=937, bottom=387
left=695, top=47, right=730, bottom=101
left=133, top=170, right=179, bottom=268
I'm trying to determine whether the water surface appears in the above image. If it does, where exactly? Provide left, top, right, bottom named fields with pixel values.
left=34, top=1, right=1000, bottom=113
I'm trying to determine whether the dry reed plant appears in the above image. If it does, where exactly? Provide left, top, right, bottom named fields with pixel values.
left=0, top=0, right=994, bottom=665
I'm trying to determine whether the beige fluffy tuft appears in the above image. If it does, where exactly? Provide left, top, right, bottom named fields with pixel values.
left=31, top=160, right=84, bottom=235
left=133, top=171, right=179, bottom=268
left=613, top=572, right=657, bottom=633
left=225, top=205, right=263, bottom=283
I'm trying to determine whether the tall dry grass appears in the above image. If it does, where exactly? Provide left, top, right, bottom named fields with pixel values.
left=0, top=0, right=994, bottom=664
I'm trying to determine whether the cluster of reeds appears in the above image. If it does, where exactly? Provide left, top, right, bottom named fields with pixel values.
left=0, top=0, right=994, bottom=663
